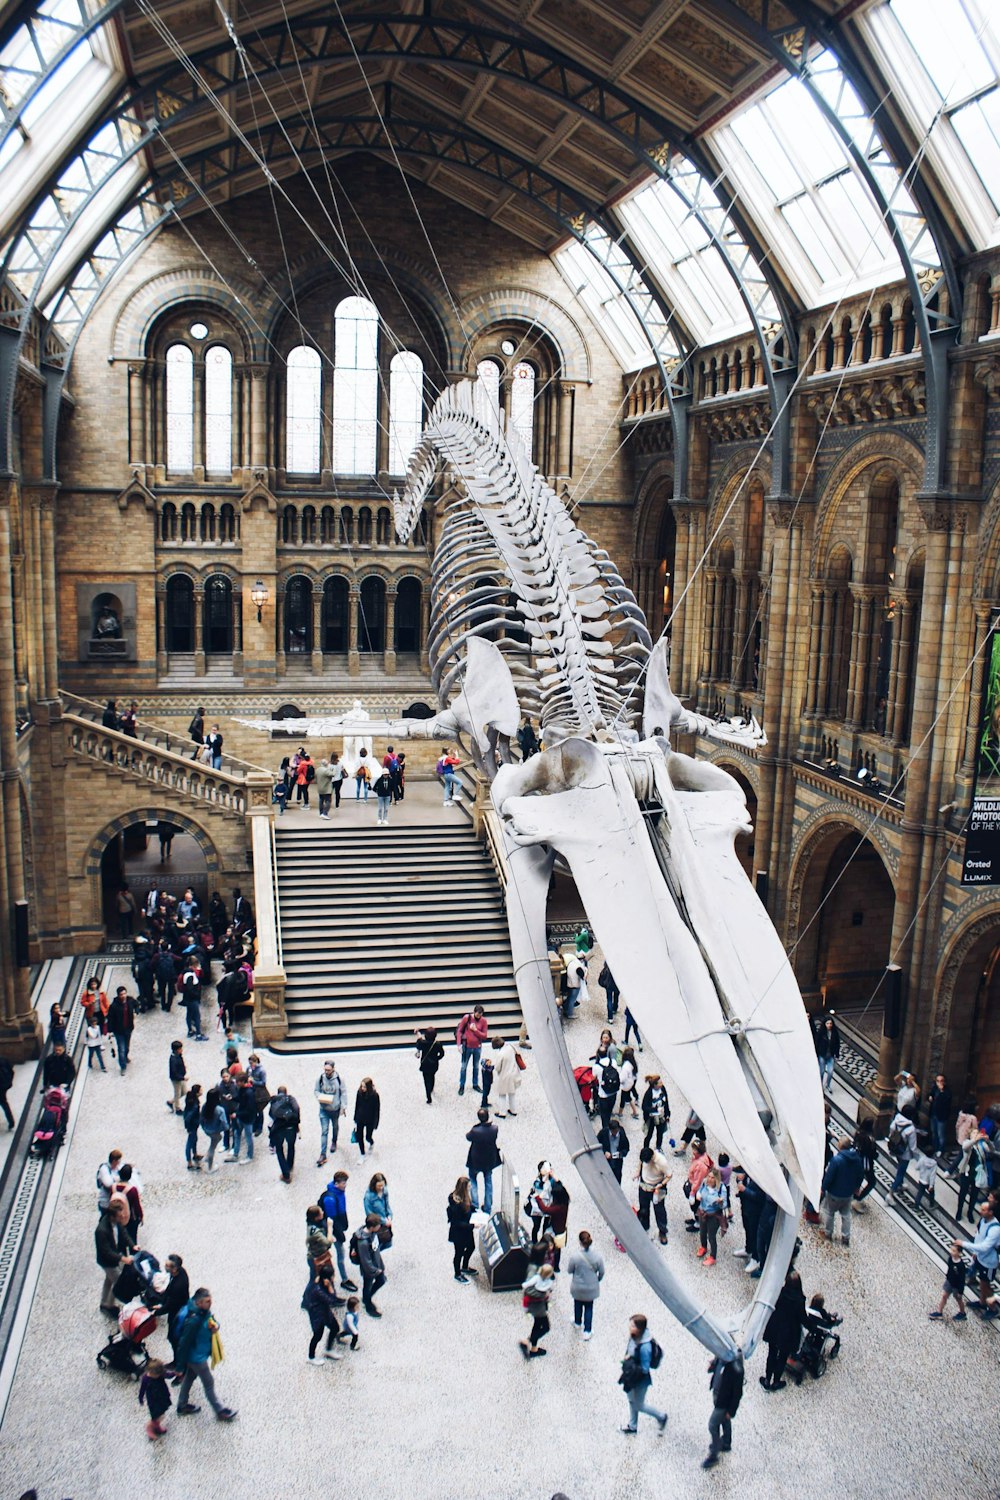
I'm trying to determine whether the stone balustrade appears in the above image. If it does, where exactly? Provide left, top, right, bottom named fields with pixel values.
left=63, top=713, right=247, bottom=814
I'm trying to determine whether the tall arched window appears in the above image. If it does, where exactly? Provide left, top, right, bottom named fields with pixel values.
left=165, top=575, right=194, bottom=652
left=358, top=576, right=385, bottom=652
left=475, top=359, right=501, bottom=434
left=205, top=345, right=232, bottom=473
left=389, top=350, right=423, bottom=473
left=395, top=577, right=422, bottom=653
left=204, top=575, right=233, bottom=654
left=510, top=360, right=535, bottom=453
left=334, top=296, right=378, bottom=474
left=166, top=344, right=194, bottom=473
left=284, top=576, right=312, bottom=655
left=287, top=345, right=322, bottom=474
left=322, top=576, right=349, bottom=652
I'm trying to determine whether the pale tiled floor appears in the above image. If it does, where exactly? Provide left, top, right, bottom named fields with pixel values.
left=2, top=968, right=998, bottom=1500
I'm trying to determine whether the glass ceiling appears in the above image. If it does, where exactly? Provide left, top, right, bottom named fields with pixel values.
left=0, top=0, right=997, bottom=369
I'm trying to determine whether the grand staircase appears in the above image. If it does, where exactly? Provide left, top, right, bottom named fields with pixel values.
left=271, top=819, right=521, bottom=1051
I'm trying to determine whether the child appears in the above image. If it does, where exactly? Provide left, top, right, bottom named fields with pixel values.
left=339, top=1295, right=361, bottom=1350
left=912, top=1132, right=938, bottom=1210
left=139, top=1357, right=172, bottom=1439
left=929, top=1242, right=967, bottom=1322
left=480, top=1054, right=494, bottom=1108
left=85, top=1021, right=107, bottom=1072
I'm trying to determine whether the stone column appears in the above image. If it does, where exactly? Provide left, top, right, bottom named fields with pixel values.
left=557, top=383, right=574, bottom=477
left=193, top=589, right=206, bottom=676
left=420, top=589, right=431, bottom=671
left=961, top=601, right=994, bottom=773
left=128, top=363, right=146, bottom=467
left=730, top=575, right=748, bottom=690
left=348, top=586, right=360, bottom=676
left=384, top=587, right=397, bottom=676
left=844, top=589, right=866, bottom=727
left=311, top=585, right=323, bottom=676
left=192, top=361, right=206, bottom=481
left=815, top=586, right=833, bottom=718
left=805, top=585, right=824, bottom=715
left=40, top=495, right=59, bottom=699
left=232, top=589, right=243, bottom=675
left=885, top=593, right=912, bottom=744
left=668, top=510, right=688, bottom=693
left=701, top=569, right=718, bottom=686
left=0, top=490, right=37, bottom=1054
left=155, top=588, right=167, bottom=676
left=27, top=495, right=44, bottom=702
left=275, top=588, right=286, bottom=677
left=249, top=365, right=269, bottom=471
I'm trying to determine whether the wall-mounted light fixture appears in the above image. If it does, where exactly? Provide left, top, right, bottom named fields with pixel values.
left=250, top=578, right=269, bottom=623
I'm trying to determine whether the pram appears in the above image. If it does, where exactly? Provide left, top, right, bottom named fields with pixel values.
left=787, top=1311, right=842, bottom=1383
left=111, top=1247, right=161, bottom=1306
left=573, top=1065, right=595, bottom=1112
left=97, top=1298, right=157, bottom=1376
left=30, top=1086, right=69, bottom=1157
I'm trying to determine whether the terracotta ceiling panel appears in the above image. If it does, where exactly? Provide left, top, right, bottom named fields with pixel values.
left=467, top=95, right=551, bottom=156
left=661, top=12, right=759, bottom=88
left=530, top=0, right=633, bottom=68
left=626, top=45, right=717, bottom=121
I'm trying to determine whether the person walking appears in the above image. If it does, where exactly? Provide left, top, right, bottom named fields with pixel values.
left=958, top=1198, right=1000, bottom=1321
left=702, top=1352, right=744, bottom=1468
left=591, top=1046, right=621, bottom=1132
left=928, top=1073, right=954, bottom=1157
left=447, top=1177, right=478, bottom=1283
left=813, top=1014, right=841, bottom=1093
left=640, top=1075, right=670, bottom=1151
left=183, top=1085, right=202, bottom=1170
left=315, top=758, right=335, bottom=819
left=695, top=1170, right=725, bottom=1267
left=0, top=1054, right=14, bottom=1128
left=363, top=1174, right=393, bottom=1245
left=597, top=1116, right=630, bottom=1184
left=489, top=1035, right=521, bottom=1118
left=456, top=1005, right=489, bottom=1095
left=85, top=1019, right=107, bottom=1072
left=928, top=1240, right=968, bottom=1322
left=226, top=1074, right=256, bottom=1163
left=519, top=1263, right=554, bottom=1359
left=885, top=1104, right=919, bottom=1204
left=178, top=961, right=205, bottom=1041
left=598, top=960, right=620, bottom=1021
left=320, top=1171, right=359, bottom=1292
left=138, top=1358, right=172, bottom=1440
left=154, top=944, right=177, bottom=1012
left=821, top=1136, right=865, bottom=1245
left=356, top=1213, right=387, bottom=1317
left=166, top=1040, right=187, bottom=1114
left=175, top=1288, right=237, bottom=1420
left=106, top=986, right=136, bottom=1074
left=466, top=1107, right=501, bottom=1215
left=373, top=763, right=394, bottom=826
left=353, top=1077, right=380, bottom=1158
left=199, top=1088, right=228, bottom=1171
left=269, top=1086, right=301, bottom=1183
left=563, top=950, right=587, bottom=1020
left=315, top=1059, right=346, bottom=1166
left=618, top=1314, right=667, bottom=1433
left=760, top=1269, right=806, bottom=1391
left=635, top=1146, right=671, bottom=1245
left=567, top=1230, right=604, bottom=1339
left=415, top=1026, right=446, bottom=1103
left=151, top=1252, right=190, bottom=1372
left=303, top=1272, right=344, bottom=1364
left=330, top=753, right=347, bottom=808
left=95, top=1195, right=134, bottom=1312
left=852, top=1118, right=877, bottom=1211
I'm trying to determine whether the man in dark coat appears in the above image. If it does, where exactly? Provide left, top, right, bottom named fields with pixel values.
left=597, top=1117, right=631, bottom=1184
left=465, top=1108, right=501, bottom=1214
left=703, top=1351, right=744, bottom=1468
left=152, top=1253, right=191, bottom=1369
left=106, top=986, right=136, bottom=1074
left=42, top=1043, right=76, bottom=1092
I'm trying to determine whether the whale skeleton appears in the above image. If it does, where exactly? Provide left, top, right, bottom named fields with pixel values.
left=244, top=381, right=823, bottom=1360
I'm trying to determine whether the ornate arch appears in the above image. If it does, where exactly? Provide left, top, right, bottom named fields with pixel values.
left=931, top=900, right=1000, bottom=1080
left=83, top=807, right=221, bottom=879
left=457, top=287, right=591, bottom=382
left=632, top=457, right=674, bottom=558
left=813, top=431, right=924, bottom=566
left=785, top=808, right=898, bottom=956
left=973, top=471, right=1000, bottom=597
left=279, top=565, right=321, bottom=586
left=159, top=565, right=198, bottom=586
left=705, top=452, right=772, bottom=552
left=705, top=751, right=762, bottom=798
left=111, top=267, right=265, bottom=361
left=356, top=565, right=393, bottom=585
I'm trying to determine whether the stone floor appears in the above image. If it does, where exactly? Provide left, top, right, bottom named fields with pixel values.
left=2, top=964, right=999, bottom=1500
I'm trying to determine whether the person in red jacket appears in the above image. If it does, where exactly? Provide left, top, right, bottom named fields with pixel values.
left=456, top=1006, right=488, bottom=1096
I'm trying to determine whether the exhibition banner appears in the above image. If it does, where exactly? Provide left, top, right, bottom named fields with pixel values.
left=963, top=607, right=1000, bottom=885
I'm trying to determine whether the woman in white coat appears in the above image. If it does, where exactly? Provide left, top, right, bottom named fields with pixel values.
left=490, top=1036, right=521, bottom=1118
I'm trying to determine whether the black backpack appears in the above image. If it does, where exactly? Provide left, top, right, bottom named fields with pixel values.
left=601, top=1062, right=620, bottom=1096
left=349, top=1230, right=361, bottom=1264
left=305, top=761, right=316, bottom=783
left=648, top=1337, right=664, bottom=1369
left=272, top=1095, right=299, bottom=1127
left=887, top=1122, right=907, bottom=1158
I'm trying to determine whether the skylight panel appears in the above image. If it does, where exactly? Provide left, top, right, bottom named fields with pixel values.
left=554, top=238, right=652, bottom=370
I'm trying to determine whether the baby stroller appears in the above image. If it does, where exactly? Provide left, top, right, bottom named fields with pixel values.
left=573, top=1065, right=595, bottom=1113
left=97, top=1298, right=157, bottom=1376
left=111, top=1247, right=161, bottom=1307
left=787, top=1311, right=842, bottom=1384
left=30, top=1086, right=69, bottom=1157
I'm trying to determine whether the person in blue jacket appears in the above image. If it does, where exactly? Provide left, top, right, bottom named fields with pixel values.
left=821, top=1137, right=865, bottom=1246
left=959, top=1198, right=1000, bottom=1320
left=619, top=1314, right=667, bottom=1434
left=175, top=1288, right=237, bottom=1420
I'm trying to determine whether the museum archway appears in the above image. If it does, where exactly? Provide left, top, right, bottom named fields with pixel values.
left=791, top=823, right=895, bottom=1038
left=96, top=815, right=212, bottom=942
left=941, top=925, right=1000, bottom=1106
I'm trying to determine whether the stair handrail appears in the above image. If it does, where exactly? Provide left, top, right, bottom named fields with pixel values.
left=481, top=807, right=509, bottom=893
left=269, top=814, right=284, bottom=969
left=59, top=690, right=269, bottom=775
left=62, top=712, right=247, bottom=814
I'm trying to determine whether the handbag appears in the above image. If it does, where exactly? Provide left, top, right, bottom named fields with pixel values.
left=514, top=1050, right=527, bottom=1072
left=254, top=1083, right=270, bottom=1110
left=553, top=1231, right=567, bottom=1249
left=351, top=1126, right=357, bottom=1144
left=377, top=1224, right=393, bottom=1249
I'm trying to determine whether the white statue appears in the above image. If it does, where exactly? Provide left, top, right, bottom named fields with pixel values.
left=341, top=699, right=372, bottom=771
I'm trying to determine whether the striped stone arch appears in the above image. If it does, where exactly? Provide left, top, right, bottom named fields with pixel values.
left=316, top=566, right=354, bottom=587
left=84, top=808, right=221, bottom=878
left=278, top=565, right=321, bottom=586
left=262, top=244, right=454, bottom=368
left=706, top=451, right=772, bottom=556
left=632, top=457, right=674, bottom=558
left=813, top=430, right=923, bottom=567
left=111, top=268, right=266, bottom=362
left=391, top=567, right=429, bottom=587
left=457, top=287, right=591, bottom=383
left=972, top=470, right=1000, bottom=596
left=704, top=750, right=762, bottom=799
left=355, top=564, right=394, bottom=585
left=159, top=564, right=198, bottom=586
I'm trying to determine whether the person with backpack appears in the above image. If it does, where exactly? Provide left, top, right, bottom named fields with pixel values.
left=355, top=1213, right=387, bottom=1316
left=598, top=961, right=620, bottom=1021
left=199, top=1087, right=228, bottom=1172
left=132, top=940, right=156, bottom=1013
left=295, top=751, right=315, bottom=807
left=315, top=1059, right=346, bottom=1166
left=885, top=1104, right=919, bottom=1204
left=315, top=758, right=335, bottom=819
left=851, top=1117, right=877, bottom=1211
left=618, top=1314, right=667, bottom=1432
left=437, top=746, right=460, bottom=805
left=591, top=1045, right=621, bottom=1131
left=187, top=706, right=205, bottom=759
left=373, top=763, right=394, bottom=826
left=957, top=1130, right=994, bottom=1224
left=958, top=1198, right=1000, bottom=1321
left=519, top=1262, right=554, bottom=1359
left=702, top=1351, right=744, bottom=1468
left=269, top=1085, right=301, bottom=1183
left=216, top=961, right=249, bottom=1031
left=226, top=1074, right=257, bottom=1163
left=174, top=1288, right=237, bottom=1421
left=0, top=1055, right=14, bottom=1129
left=183, top=1085, right=203, bottom=1170
left=456, top=1005, right=488, bottom=1095
left=154, top=944, right=177, bottom=1013
left=354, top=747, right=372, bottom=801
left=178, top=961, right=205, bottom=1041
left=563, top=951, right=587, bottom=1020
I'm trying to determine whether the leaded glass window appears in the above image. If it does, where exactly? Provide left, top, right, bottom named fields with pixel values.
left=286, top=344, right=322, bottom=474
left=333, top=296, right=378, bottom=474
left=204, top=345, right=231, bottom=474
left=165, top=343, right=193, bottom=473
left=389, top=350, right=423, bottom=473
left=510, top=361, right=535, bottom=454
left=475, top=359, right=501, bottom=433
